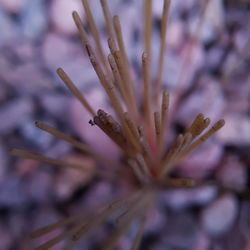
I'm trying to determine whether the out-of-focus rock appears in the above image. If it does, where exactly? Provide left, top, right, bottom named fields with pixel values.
left=54, top=154, right=96, bottom=200
left=0, top=226, right=12, bottom=250
left=39, top=93, right=69, bottom=119
left=50, top=0, right=83, bottom=35
left=161, top=185, right=217, bottom=210
left=14, top=41, right=35, bottom=61
left=16, top=158, right=38, bottom=176
left=206, top=46, right=225, bottom=70
left=189, top=0, right=224, bottom=42
left=0, top=98, right=34, bottom=134
left=170, top=0, right=197, bottom=14
left=192, top=232, right=211, bottom=250
left=118, top=5, right=138, bottom=61
left=0, top=0, right=26, bottom=13
left=0, top=82, right=8, bottom=102
left=42, top=33, right=96, bottom=87
left=178, top=140, right=223, bottom=179
left=0, top=141, right=7, bottom=181
left=173, top=40, right=204, bottom=91
left=3, top=62, right=54, bottom=94
left=145, top=206, right=166, bottom=233
left=216, top=156, right=247, bottom=192
left=83, top=181, right=112, bottom=209
left=9, top=214, right=26, bottom=238
left=216, top=115, right=250, bottom=145
left=167, top=20, right=184, bottom=51
left=234, top=27, right=249, bottom=54
left=42, top=33, right=77, bottom=69
left=204, top=0, right=224, bottom=30
left=201, top=194, right=238, bottom=236
left=25, top=170, right=53, bottom=203
left=0, top=176, right=28, bottom=207
left=0, top=9, right=19, bottom=45
left=20, top=0, right=47, bottom=40
left=70, top=88, right=122, bottom=161
left=164, top=211, right=198, bottom=249
left=176, top=76, right=225, bottom=125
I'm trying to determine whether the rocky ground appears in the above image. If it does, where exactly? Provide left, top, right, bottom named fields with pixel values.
left=0, top=0, right=249, bottom=249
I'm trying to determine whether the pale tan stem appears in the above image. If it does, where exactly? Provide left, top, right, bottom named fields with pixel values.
left=113, top=16, right=138, bottom=118
left=181, top=119, right=225, bottom=158
left=144, top=0, right=152, bottom=60
left=100, top=0, right=117, bottom=48
left=10, top=149, right=91, bottom=172
left=154, top=111, right=161, bottom=148
left=34, top=121, right=115, bottom=165
left=142, top=52, right=152, bottom=128
left=81, top=0, right=110, bottom=75
left=159, top=90, right=170, bottom=151
left=155, top=0, right=170, bottom=103
left=57, top=68, right=95, bottom=116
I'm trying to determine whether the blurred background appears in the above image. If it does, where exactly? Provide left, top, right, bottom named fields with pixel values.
left=0, top=0, right=249, bottom=249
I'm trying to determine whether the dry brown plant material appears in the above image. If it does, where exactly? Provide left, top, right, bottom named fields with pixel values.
left=11, top=0, right=225, bottom=249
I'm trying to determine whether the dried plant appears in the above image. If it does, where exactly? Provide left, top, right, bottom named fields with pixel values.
left=10, top=0, right=225, bottom=249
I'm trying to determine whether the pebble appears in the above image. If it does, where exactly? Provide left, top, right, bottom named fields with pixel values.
left=0, top=0, right=26, bottom=13
left=179, top=140, right=223, bottom=179
left=164, top=211, right=198, bottom=249
left=25, top=170, right=53, bottom=203
left=42, top=33, right=96, bottom=87
left=167, top=20, right=184, bottom=51
left=0, top=98, right=34, bottom=134
left=39, top=93, right=69, bottom=119
left=176, top=76, right=225, bottom=125
left=216, top=156, right=247, bottom=192
left=0, top=226, right=12, bottom=250
left=216, top=115, right=250, bottom=145
left=20, top=0, right=47, bottom=40
left=161, top=185, right=217, bottom=210
left=83, top=181, right=113, bottom=209
left=0, top=9, right=19, bottom=45
left=15, top=158, right=38, bottom=176
left=8, top=214, right=26, bottom=238
left=46, top=140, right=72, bottom=159
left=192, top=232, right=211, bottom=250
left=0, top=176, right=28, bottom=207
left=13, top=41, right=35, bottom=61
left=3, top=62, right=54, bottom=94
left=206, top=46, right=225, bottom=70
left=201, top=194, right=238, bottom=236
left=206, top=0, right=225, bottom=29
left=173, top=40, right=205, bottom=91
left=144, top=205, right=166, bottom=233
left=54, top=154, right=96, bottom=200
left=0, top=140, right=7, bottom=182
left=50, top=0, right=83, bottom=35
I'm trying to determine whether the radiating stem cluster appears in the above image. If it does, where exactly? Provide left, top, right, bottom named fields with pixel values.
left=10, top=0, right=225, bottom=249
